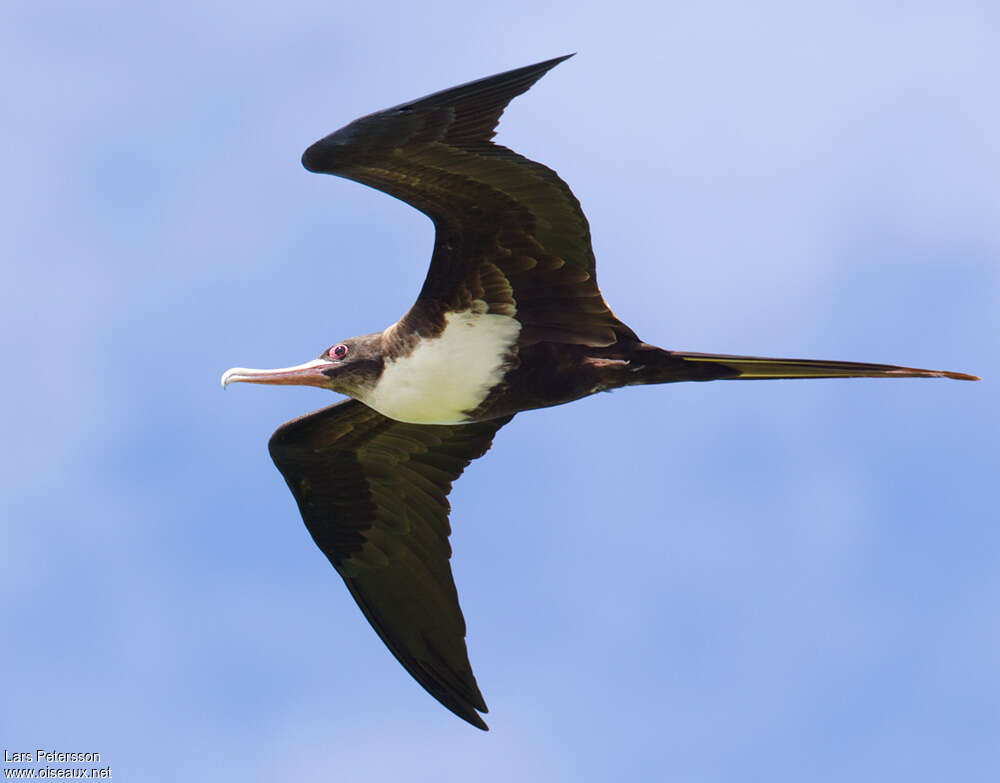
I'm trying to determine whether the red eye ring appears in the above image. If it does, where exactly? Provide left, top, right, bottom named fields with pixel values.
left=331, top=344, right=349, bottom=360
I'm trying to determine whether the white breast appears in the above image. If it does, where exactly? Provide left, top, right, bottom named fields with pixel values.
left=361, top=308, right=521, bottom=424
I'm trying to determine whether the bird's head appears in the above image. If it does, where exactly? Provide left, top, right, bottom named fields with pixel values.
left=221, top=332, right=384, bottom=398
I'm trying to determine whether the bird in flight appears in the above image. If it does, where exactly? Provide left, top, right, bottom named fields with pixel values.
left=221, top=54, right=978, bottom=730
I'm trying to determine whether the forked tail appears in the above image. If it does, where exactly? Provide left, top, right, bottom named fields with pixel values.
left=666, top=350, right=980, bottom=382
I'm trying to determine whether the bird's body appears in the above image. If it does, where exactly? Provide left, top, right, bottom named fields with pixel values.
left=222, top=55, right=977, bottom=730
left=367, top=308, right=521, bottom=424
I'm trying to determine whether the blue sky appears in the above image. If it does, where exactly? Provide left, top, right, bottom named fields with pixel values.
left=3, top=1, right=998, bottom=780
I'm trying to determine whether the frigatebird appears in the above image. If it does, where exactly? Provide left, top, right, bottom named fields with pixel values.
left=221, top=54, right=978, bottom=730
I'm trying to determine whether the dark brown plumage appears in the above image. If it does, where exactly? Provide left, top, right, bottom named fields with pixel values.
left=302, top=54, right=637, bottom=350
left=222, top=55, right=977, bottom=730
left=269, top=401, right=511, bottom=729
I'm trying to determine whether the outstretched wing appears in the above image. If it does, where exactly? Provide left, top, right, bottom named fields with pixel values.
left=301, top=55, right=639, bottom=349
left=268, top=399, right=512, bottom=729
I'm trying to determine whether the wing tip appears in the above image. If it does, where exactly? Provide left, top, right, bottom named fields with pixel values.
left=465, top=709, right=490, bottom=731
left=536, top=52, right=576, bottom=69
left=301, top=53, right=579, bottom=173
